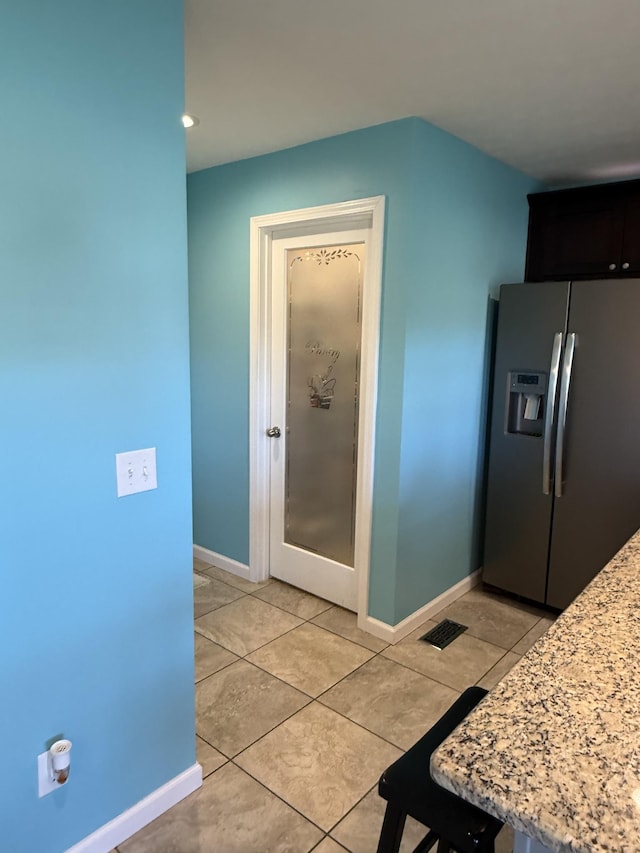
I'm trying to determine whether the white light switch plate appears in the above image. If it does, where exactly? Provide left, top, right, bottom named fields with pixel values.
left=115, top=447, right=157, bottom=497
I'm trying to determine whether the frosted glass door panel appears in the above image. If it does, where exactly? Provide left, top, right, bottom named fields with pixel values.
left=285, top=244, right=364, bottom=567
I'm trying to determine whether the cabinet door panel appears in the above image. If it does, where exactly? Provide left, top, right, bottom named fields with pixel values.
left=620, top=197, right=640, bottom=274
left=527, top=197, right=624, bottom=281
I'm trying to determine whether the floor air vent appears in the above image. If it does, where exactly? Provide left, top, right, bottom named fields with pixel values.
left=420, top=619, right=467, bottom=650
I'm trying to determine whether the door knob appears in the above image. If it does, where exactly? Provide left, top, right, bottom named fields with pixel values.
left=622, top=262, right=630, bottom=270
left=608, top=263, right=617, bottom=271
left=266, top=426, right=281, bottom=437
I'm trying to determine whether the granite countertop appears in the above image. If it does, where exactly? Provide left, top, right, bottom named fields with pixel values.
left=430, top=530, right=640, bottom=853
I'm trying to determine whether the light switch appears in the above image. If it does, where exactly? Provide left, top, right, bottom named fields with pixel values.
left=115, top=447, right=157, bottom=497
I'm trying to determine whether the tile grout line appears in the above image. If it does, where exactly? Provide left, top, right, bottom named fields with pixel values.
left=198, top=657, right=406, bottom=765
left=198, top=724, right=349, bottom=849
left=223, top=758, right=329, bottom=840
left=191, top=567, right=543, bottom=852
left=197, top=645, right=399, bottom=770
left=198, top=603, right=372, bottom=661
left=195, top=568, right=368, bottom=650
left=195, top=577, right=534, bottom=733
left=195, top=573, right=542, bottom=695
left=195, top=629, right=406, bottom=806
left=324, top=781, right=381, bottom=839
left=198, top=681, right=315, bottom=761
left=194, top=654, right=239, bottom=684
left=193, top=586, right=546, bottom=733
left=200, top=648, right=464, bottom=769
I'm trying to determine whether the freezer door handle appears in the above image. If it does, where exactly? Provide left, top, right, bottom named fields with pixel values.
left=554, top=332, right=576, bottom=498
left=542, top=332, right=564, bottom=495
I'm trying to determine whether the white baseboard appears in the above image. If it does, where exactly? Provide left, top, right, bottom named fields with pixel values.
left=66, top=764, right=202, bottom=853
left=358, top=570, right=481, bottom=644
left=193, top=545, right=251, bottom=580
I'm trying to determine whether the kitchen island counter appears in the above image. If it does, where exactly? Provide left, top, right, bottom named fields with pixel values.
left=430, top=530, right=640, bottom=853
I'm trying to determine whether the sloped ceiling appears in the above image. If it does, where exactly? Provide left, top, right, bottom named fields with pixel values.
left=185, top=0, right=640, bottom=183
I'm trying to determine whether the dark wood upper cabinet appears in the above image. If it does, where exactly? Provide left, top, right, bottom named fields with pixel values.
left=525, top=179, right=640, bottom=281
left=620, top=196, right=640, bottom=274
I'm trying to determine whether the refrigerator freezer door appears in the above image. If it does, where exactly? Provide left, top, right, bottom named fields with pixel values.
left=546, top=279, right=640, bottom=609
left=483, top=282, right=570, bottom=602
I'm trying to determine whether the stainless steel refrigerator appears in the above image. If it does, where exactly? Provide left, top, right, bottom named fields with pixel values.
left=483, top=279, right=640, bottom=609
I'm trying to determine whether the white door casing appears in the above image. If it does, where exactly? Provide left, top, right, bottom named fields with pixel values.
left=249, top=197, right=385, bottom=620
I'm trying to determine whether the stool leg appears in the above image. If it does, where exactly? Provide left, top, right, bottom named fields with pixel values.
left=376, top=802, right=407, bottom=853
left=412, top=828, right=439, bottom=853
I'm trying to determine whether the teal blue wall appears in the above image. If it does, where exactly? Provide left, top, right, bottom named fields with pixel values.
left=393, top=120, right=538, bottom=621
left=188, top=118, right=539, bottom=625
left=1, top=3, right=194, bottom=851
left=188, top=121, right=416, bottom=575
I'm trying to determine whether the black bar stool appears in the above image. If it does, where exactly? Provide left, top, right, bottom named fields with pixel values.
left=376, top=686, right=503, bottom=853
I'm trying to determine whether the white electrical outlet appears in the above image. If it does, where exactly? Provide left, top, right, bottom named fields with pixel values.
left=115, top=447, right=157, bottom=497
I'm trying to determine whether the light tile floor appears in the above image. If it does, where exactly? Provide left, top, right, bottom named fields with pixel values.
left=117, top=561, right=555, bottom=853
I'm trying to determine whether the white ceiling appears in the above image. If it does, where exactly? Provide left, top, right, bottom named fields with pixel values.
left=184, top=0, right=640, bottom=184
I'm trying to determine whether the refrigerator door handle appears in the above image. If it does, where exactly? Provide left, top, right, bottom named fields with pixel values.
left=542, top=332, right=564, bottom=495
left=554, top=332, right=576, bottom=498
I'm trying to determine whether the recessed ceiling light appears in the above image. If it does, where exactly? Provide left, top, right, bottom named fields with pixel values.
left=182, top=114, right=200, bottom=129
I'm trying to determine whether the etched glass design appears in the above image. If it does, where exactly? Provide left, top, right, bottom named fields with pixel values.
left=284, top=243, right=364, bottom=567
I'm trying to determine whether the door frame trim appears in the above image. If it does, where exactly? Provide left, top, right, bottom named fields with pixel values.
left=249, top=196, right=385, bottom=622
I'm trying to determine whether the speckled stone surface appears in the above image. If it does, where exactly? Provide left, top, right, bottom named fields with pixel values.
left=431, top=530, right=640, bottom=853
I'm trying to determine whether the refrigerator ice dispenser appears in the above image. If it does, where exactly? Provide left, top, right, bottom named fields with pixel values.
left=506, top=370, right=547, bottom=436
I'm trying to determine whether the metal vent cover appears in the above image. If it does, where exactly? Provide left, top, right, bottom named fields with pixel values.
left=420, top=619, right=467, bottom=650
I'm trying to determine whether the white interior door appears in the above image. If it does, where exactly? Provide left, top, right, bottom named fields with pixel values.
left=268, top=230, right=368, bottom=610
